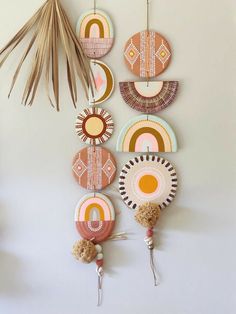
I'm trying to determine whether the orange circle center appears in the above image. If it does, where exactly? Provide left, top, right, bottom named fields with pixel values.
left=139, top=175, right=158, bottom=194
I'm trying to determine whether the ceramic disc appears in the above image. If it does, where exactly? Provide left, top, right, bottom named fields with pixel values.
left=72, top=146, right=117, bottom=190
left=89, top=60, right=114, bottom=105
left=76, top=9, right=114, bottom=58
left=116, top=114, right=177, bottom=153
left=119, top=155, right=177, bottom=210
left=75, top=193, right=115, bottom=243
left=119, top=81, right=178, bottom=113
left=124, top=30, right=171, bottom=78
left=75, top=107, right=114, bottom=145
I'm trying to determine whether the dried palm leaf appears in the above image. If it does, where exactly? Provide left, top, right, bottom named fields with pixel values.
left=0, top=0, right=93, bottom=111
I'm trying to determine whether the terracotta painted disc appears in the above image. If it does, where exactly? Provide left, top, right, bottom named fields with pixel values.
left=75, top=107, right=114, bottom=145
left=119, top=155, right=178, bottom=210
left=116, top=114, right=177, bottom=153
left=76, top=9, right=114, bottom=58
left=72, top=146, right=117, bottom=190
left=124, top=30, right=171, bottom=78
left=119, top=81, right=178, bottom=113
left=89, top=60, right=114, bottom=105
left=75, top=193, right=115, bottom=243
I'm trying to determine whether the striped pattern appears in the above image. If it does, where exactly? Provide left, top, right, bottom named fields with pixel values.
left=75, top=107, right=114, bottom=145
left=80, top=38, right=113, bottom=59
left=119, top=81, right=179, bottom=113
left=119, top=155, right=178, bottom=210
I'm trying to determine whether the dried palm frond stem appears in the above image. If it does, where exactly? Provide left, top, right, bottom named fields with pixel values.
left=0, top=0, right=93, bottom=111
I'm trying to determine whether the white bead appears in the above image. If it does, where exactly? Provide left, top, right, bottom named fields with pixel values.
left=97, top=253, right=104, bottom=260
left=95, top=244, right=102, bottom=253
left=144, top=237, right=152, bottom=243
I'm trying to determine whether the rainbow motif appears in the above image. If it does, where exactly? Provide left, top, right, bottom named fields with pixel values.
left=75, top=193, right=115, bottom=243
left=116, top=115, right=177, bottom=153
left=76, top=10, right=114, bottom=58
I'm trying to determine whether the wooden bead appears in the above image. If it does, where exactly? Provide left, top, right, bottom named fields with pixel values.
left=146, top=229, right=153, bottom=237
left=96, top=259, right=104, bottom=267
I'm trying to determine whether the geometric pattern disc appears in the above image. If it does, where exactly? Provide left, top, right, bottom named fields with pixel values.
left=76, top=107, right=114, bottom=145
left=119, top=155, right=178, bottom=210
left=119, top=81, right=178, bottom=113
left=124, top=30, right=171, bottom=78
left=72, top=146, right=117, bottom=190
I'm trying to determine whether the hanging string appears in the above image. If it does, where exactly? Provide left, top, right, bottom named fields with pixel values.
left=150, top=249, right=158, bottom=286
left=94, top=0, right=97, bottom=14
left=146, top=0, right=150, bottom=33
left=144, top=233, right=160, bottom=286
left=108, top=232, right=128, bottom=241
left=96, top=265, right=103, bottom=306
left=146, top=0, right=150, bottom=86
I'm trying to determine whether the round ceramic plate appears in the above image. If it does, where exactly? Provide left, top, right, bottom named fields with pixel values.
left=72, top=146, right=117, bottom=190
left=75, top=193, right=115, bottom=243
left=119, top=155, right=178, bottom=210
left=119, top=81, right=178, bottom=113
left=124, top=30, right=171, bottom=78
left=76, top=107, right=114, bottom=145
left=116, top=114, right=177, bottom=153
left=76, top=9, right=114, bottom=58
left=89, top=60, right=114, bottom=105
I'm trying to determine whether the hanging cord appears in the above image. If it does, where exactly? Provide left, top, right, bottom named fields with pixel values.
left=108, top=232, right=128, bottom=241
left=146, top=0, right=151, bottom=85
left=144, top=229, right=160, bottom=286
left=93, top=0, right=97, bottom=14
left=149, top=248, right=158, bottom=286
left=146, top=0, right=150, bottom=33
left=96, top=265, right=104, bottom=306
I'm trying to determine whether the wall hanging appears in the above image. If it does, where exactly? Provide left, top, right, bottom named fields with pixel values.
left=119, top=155, right=178, bottom=210
left=119, top=81, right=178, bottom=113
left=72, top=0, right=123, bottom=307
left=116, top=114, right=177, bottom=153
left=88, top=60, right=114, bottom=105
left=0, top=0, right=94, bottom=110
left=117, top=0, right=179, bottom=286
left=76, top=7, right=114, bottom=58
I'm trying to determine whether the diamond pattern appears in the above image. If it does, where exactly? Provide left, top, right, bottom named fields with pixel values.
left=124, top=39, right=140, bottom=68
left=72, top=158, right=87, bottom=178
left=156, top=40, right=171, bottom=66
left=95, top=73, right=104, bottom=91
left=102, top=158, right=116, bottom=182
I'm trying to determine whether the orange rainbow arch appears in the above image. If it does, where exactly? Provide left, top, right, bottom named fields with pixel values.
left=116, top=115, right=177, bottom=153
left=76, top=9, right=114, bottom=58
left=77, top=10, right=113, bottom=39
left=75, top=193, right=116, bottom=243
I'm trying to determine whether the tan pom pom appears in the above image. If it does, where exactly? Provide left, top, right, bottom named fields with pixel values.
left=135, top=203, right=161, bottom=228
left=72, top=239, right=97, bottom=263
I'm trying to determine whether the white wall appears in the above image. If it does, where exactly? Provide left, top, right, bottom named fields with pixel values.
left=0, top=0, right=236, bottom=313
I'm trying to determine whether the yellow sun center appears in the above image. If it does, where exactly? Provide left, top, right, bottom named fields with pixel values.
left=139, top=175, right=158, bottom=194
